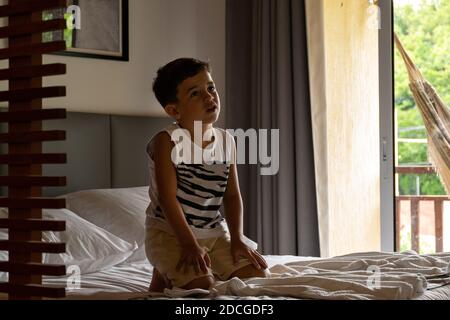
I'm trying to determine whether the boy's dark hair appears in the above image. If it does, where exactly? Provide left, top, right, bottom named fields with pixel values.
left=152, top=58, right=211, bottom=108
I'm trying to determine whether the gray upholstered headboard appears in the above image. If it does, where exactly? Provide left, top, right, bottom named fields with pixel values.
left=2, top=112, right=172, bottom=197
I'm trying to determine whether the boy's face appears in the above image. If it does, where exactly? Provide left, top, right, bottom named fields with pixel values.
left=166, top=69, right=220, bottom=126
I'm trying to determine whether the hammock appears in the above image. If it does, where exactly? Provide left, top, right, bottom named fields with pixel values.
left=394, top=33, right=450, bottom=196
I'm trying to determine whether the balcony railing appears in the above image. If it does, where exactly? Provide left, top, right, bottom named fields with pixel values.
left=395, top=165, right=449, bottom=253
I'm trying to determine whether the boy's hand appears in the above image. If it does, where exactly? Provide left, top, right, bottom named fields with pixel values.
left=176, top=242, right=212, bottom=275
left=230, top=239, right=268, bottom=270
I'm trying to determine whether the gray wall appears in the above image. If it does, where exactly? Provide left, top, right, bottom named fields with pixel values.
left=1, top=111, right=171, bottom=197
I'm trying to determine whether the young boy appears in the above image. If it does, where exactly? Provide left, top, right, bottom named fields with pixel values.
left=145, top=58, right=269, bottom=292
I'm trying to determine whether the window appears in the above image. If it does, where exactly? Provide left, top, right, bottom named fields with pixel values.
left=393, top=0, right=450, bottom=254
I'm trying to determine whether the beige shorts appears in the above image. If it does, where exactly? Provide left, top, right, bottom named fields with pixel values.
left=145, top=227, right=253, bottom=288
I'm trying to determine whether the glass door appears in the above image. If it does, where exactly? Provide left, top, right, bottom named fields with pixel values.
left=393, top=0, right=450, bottom=254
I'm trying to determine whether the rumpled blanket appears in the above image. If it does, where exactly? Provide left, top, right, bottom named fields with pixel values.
left=162, top=251, right=450, bottom=300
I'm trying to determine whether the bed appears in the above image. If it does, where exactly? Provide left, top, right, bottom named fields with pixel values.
left=1, top=112, right=449, bottom=300
left=3, top=186, right=450, bottom=300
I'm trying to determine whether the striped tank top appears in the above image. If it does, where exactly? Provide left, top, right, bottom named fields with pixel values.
left=145, top=122, right=235, bottom=239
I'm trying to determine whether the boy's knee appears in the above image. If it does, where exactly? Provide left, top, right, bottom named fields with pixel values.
left=229, top=264, right=270, bottom=280
left=255, top=267, right=270, bottom=278
left=248, top=267, right=270, bottom=279
left=181, top=275, right=215, bottom=290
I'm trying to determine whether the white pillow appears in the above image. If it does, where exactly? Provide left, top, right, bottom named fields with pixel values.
left=61, top=187, right=150, bottom=263
left=0, top=230, right=7, bottom=282
left=0, top=207, right=136, bottom=277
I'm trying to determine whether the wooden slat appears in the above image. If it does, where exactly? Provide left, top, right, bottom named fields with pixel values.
left=0, top=0, right=67, bottom=18
left=0, top=130, right=65, bottom=143
left=0, top=218, right=65, bottom=231
left=434, top=199, right=444, bottom=253
left=0, top=19, right=65, bottom=38
left=0, top=282, right=65, bottom=298
left=396, top=195, right=450, bottom=201
left=0, top=240, right=65, bottom=253
left=0, top=153, right=66, bottom=164
left=0, top=86, right=65, bottom=102
left=395, top=166, right=436, bottom=174
left=0, top=198, right=65, bottom=209
left=0, top=262, right=65, bottom=276
left=0, top=41, right=66, bottom=60
left=410, top=198, right=420, bottom=253
left=0, top=108, right=66, bottom=122
left=395, top=198, right=401, bottom=252
left=0, top=64, right=66, bottom=81
left=0, top=176, right=66, bottom=186
left=4, top=0, right=68, bottom=301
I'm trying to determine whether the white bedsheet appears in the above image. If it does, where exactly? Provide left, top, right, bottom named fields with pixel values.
left=43, top=255, right=312, bottom=299
left=193, top=251, right=450, bottom=300
left=40, top=252, right=450, bottom=300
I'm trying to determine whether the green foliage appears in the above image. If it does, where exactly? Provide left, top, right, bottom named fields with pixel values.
left=394, top=0, right=450, bottom=196
left=64, top=13, right=74, bottom=49
left=397, top=143, right=428, bottom=164
left=398, top=173, right=446, bottom=195
left=400, top=228, right=436, bottom=254
left=400, top=228, right=411, bottom=252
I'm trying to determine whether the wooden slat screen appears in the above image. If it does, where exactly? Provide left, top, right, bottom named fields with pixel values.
left=0, top=0, right=67, bottom=300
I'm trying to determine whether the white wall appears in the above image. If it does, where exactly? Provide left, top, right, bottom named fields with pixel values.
left=2, top=0, right=226, bottom=124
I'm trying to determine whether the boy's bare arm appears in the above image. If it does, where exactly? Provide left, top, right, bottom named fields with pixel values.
left=153, top=132, right=211, bottom=274
left=222, top=162, right=244, bottom=242
left=223, top=144, right=268, bottom=270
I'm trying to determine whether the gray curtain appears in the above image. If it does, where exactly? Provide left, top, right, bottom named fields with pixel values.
left=226, top=0, right=320, bottom=256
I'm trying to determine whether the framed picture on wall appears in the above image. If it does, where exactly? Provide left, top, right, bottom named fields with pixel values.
left=43, top=0, right=129, bottom=61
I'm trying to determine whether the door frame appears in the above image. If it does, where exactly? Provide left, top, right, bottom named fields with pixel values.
left=379, top=0, right=395, bottom=252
